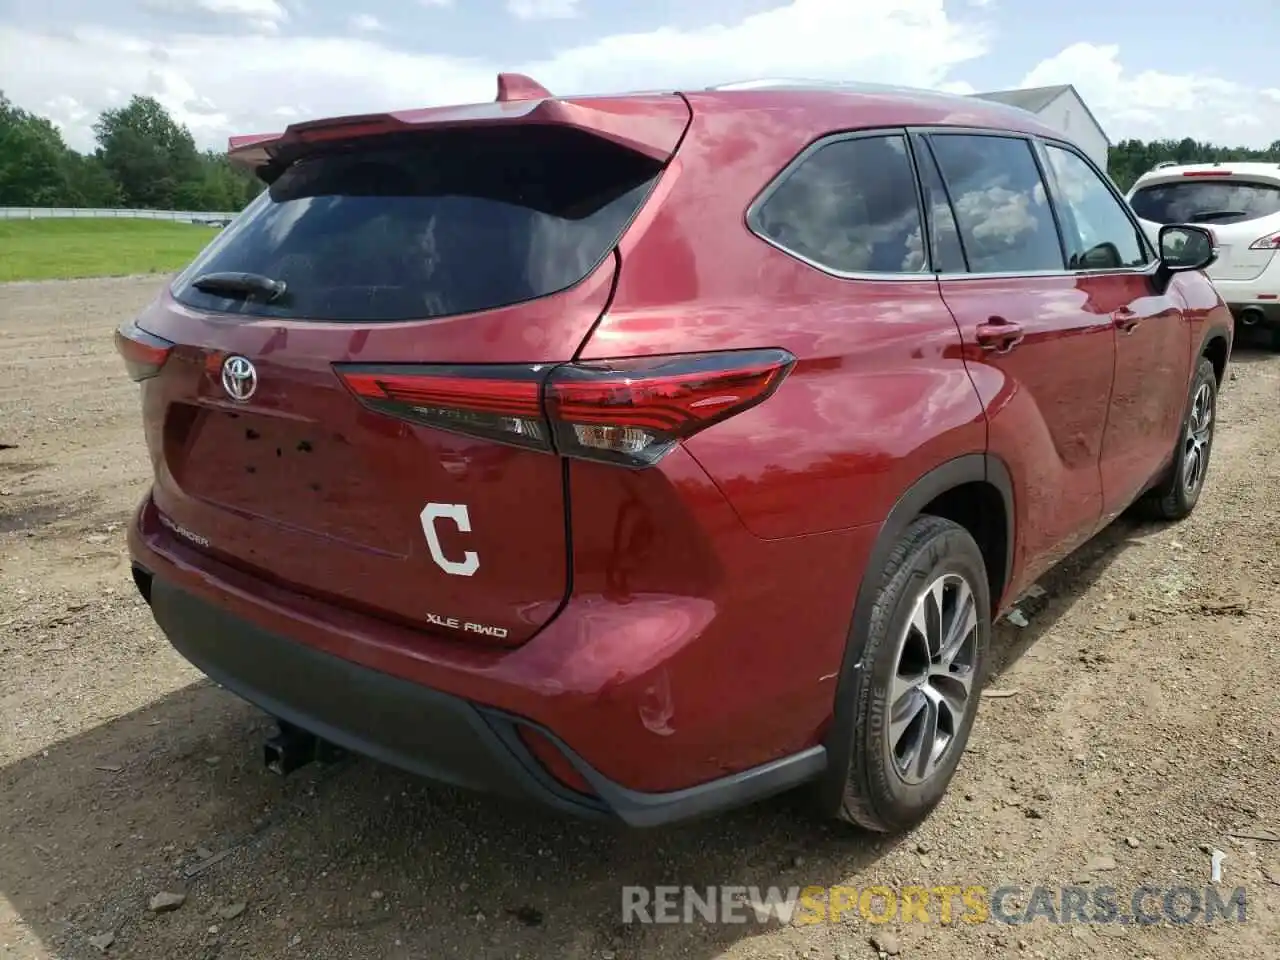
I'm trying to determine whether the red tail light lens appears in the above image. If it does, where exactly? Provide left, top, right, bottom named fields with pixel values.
left=114, top=319, right=174, bottom=382
left=337, top=364, right=551, bottom=451
left=546, top=349, right=796, bottom=467
left=1249, top=230, right=1280, bottom=250
left=1181, top=170, right=1231, bottom=177
left=334, top=349, right=795, bottom=468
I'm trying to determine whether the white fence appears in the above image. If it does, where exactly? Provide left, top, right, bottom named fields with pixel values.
left=0, top=207, right=238, bottom=224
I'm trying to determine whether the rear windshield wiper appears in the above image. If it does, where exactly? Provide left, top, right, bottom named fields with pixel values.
left=1186, top=210, right=1248, bottom=224
left=191, top=271, right=287, bottom=302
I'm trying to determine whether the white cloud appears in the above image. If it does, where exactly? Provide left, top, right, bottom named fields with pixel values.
left=0, top=25, right=489, bottom=151
left=0, top=0, right=989, bottom=152
left=523, top=0, right=986, bottom=101
left=1022, top=42, right=1280, bottom=147
left=140, top=0, right=289, bottom=34
left=349, top=13, right=383, bottom=32
left=507, top=0, right=580, bottom=19
left=2, top=0, right=1273, bottom=164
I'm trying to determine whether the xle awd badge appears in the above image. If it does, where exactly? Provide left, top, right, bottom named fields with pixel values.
left=221, top=355, right=258, bottom=402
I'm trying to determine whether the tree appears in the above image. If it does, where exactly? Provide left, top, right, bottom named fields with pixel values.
left=0, top=92, right=72, bottom=205
left=1108, top=136, right=1280, bottom=192
left=177, top=150, right=260, bottom=212
left=61, top=151, right=122, bottom=207
left=93, top=95, right=202, bottom=209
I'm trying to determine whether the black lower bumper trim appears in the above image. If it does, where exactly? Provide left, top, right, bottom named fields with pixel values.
left=143, top=571, right=825, bottom=826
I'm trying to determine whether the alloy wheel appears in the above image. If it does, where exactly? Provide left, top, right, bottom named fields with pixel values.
left=1182, top=381, right=1214, bottom=495
left=886, top=573, right=978, bottom=785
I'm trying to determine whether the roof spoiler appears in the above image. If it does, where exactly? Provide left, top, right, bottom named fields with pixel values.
left=495, top=72, right=552, bottom=102
left=227, top=72, right=687, bottom=178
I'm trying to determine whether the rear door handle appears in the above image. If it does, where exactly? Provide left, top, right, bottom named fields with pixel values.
left=975, top=318, right=1024, bottom=353
left=1113, top=308, right=1141, bottom=334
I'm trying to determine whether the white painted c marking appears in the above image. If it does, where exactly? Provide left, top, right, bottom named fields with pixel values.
left=420, top=503, right=480, bottom=577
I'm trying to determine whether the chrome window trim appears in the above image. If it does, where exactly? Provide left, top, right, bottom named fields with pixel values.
left=746, top=122, right=1170, bottom=283
left=935, top=261, right=1162, bottom=282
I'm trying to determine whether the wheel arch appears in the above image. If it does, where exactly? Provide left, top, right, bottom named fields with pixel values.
left=1199, top=328, right=1230, bottom=385
left=818, top=453, right=1014, bottom=814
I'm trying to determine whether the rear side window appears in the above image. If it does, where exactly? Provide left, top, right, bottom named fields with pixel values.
left=1129, top=179, right=1280, bottom=226
left=751, top=134, right=927, bottom=275
left=928, top=134, right=1065, bottom=274
left=171, top=127, right=663, bottom=322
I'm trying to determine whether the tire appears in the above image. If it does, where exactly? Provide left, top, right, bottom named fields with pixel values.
left=1138, top=357, right=1217, bottom=522
left=832, top=515, right=991, bottom=834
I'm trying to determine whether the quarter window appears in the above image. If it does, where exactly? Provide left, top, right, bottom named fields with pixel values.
left=927, top=134, right=1065, bottom=274
left=1043, top=144, right=1147, bottom=269
left=753, top=134, right=927, bottom=275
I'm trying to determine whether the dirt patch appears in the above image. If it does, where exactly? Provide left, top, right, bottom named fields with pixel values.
left=1, top=278, right=1278, bottom=960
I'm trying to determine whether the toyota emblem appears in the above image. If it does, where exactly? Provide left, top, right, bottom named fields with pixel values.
left=221, top=355, right=258, bottom=402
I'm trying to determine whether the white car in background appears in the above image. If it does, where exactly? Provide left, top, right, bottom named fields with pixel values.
left=1127, top=162, right=1280, bottom=345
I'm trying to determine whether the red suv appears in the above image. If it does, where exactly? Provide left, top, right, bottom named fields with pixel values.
left=117, top=76, right=1232, bottom=833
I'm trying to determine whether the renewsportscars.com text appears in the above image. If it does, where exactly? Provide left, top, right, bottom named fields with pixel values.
left=621, top=884, right=1249, bottom=926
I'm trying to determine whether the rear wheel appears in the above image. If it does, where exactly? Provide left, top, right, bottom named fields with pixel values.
left=832, top=515, right=990, bottom=834
left=1139, top=357, right=1217, bottom=521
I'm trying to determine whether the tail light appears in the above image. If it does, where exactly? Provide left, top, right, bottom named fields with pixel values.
left=114, top=318, right=174, bottom=382
left=1249, top=230, right=1280, bottom=250
left=336, top=348, right=795, bottom=468
left=335, top=364, right=550, bottom=451
left=546, top=350, right=794, bottom=467
left=1181, top=170, right=1231, bottom=177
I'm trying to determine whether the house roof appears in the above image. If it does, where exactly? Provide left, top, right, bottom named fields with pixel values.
left=972, top=83, right=1112, bottom=147
left=974, top=84, right=1072, bottom=113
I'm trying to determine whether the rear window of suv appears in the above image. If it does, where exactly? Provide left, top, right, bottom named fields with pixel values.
left=171, top=126, right=663, bottom=322
left=1129, top=179, right=1280, bottom=226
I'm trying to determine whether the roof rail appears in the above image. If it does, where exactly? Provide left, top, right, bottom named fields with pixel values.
left=1154, top=161, right=1178, bottom=169
left=704, top=78, right=982, bottom=102
left=707, top=78, right=829, bottom=90
left=707, top=78, right=911, bottom=93
left=496, top=72, right=552, bottom=102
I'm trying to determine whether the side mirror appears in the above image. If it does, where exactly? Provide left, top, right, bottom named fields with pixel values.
left=1158, top=224, right=1217, bottom=272
left=1078, top=241, right=1123, bottom=270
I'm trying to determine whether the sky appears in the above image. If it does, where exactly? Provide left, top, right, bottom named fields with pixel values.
left=1, top=0, right=1278, bottom=154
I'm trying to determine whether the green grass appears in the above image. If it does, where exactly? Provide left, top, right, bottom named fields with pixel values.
left=0, top=218, right=219, bottom=282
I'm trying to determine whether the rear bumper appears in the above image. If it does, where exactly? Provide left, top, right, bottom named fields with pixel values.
left=127, top=448, right=862, bottom=825
left=1226, top=300, right=1280, bottom=328
left=1214, top=258, right=1279, bottom=326
left=126, top=467, right=875, bottom=807
left=138, top=566, right=825, bottom=825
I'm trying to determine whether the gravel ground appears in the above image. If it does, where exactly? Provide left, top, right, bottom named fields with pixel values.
left=1, top=276, right=1278, bottom=960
